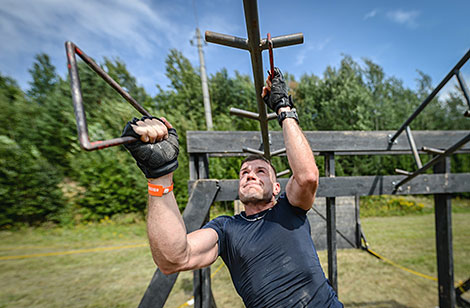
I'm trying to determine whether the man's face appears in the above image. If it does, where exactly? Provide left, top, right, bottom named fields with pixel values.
left=238, top=160, right=279, bottom=204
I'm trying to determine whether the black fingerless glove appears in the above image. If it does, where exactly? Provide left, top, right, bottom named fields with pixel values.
left=122, top=116, right=179, bottom=178
left=263, top=67, right=295, bottom=113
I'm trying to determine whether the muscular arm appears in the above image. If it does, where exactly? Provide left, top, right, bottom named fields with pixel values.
left=126, top=117, right=219, bottom=275
left=280, top=107, right=319, bottom=210
left=262, top=70, right=319, bottom=210
left=147, top=174, right=219, bottom=275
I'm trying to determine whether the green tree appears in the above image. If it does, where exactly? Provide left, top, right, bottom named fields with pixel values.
left=0, top=73, right=66, bottom=226
left=27, top=54, right=58, bottom=105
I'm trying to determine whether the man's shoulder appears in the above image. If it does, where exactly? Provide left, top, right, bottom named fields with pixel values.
left=202, top=215, right=234, bottom=231
left=276, top=192, right=309, bottom=215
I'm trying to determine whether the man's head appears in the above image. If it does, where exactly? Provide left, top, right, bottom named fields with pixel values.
left=238, top=155, right=281, bottom=205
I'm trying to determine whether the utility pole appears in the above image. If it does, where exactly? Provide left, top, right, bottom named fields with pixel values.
left=192, top=27, right=213, bottom=130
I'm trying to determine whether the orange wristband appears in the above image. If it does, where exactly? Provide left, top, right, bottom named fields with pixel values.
left=148, top=182, right=174, bottom=197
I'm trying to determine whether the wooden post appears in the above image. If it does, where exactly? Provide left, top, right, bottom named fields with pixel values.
left=325, top=152, right=338, bottom=293
left=355, top=195, right=361, bottom=248
left=433, top=157, right=455, bottom=308
left=193, top=154, right=216, bottom=308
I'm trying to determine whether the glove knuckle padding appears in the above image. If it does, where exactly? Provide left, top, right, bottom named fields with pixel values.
left=122, top=117, right=179, bottom=178
left=264, top=67, right=294, bottom=113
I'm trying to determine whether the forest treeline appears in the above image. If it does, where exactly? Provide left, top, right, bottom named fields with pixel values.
left=1, top=50, right=469, bottom=226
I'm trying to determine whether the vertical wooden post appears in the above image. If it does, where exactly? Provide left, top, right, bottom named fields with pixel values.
left=192, top=154, right=216, bottom=308
left=325, top=152, right=338, bottom=293
left=355, top=195, right=361, bottom=249
left=433, top=157, right=455, bottom=308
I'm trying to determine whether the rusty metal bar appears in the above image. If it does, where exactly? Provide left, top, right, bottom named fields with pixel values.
left=276, top=169, right=290, bottom=177
left=242, top=0, right=270, bottom=159
left=260, top=33, right=304, bottom=50
left=205, top=31, right=303, bottom=52
left=229, top=108, right=259, bottom=121
left=395, top=169, right=413, bottom=176
left=206, top=0, right=303, bottom=160
left=271, top=148, right=286, bottom=156
left=204, top=31, right=249, bottom=50
left=65, top=41, right=151, bottom=151
left=267, top=33, right=274, bottom=80
left=389, top=49, right=470, bottom=144
left=229, top=107, right=277, bottom=121
left=242, top=147, right=265, bottom=155
left=422, top=146, right=445, bottom=155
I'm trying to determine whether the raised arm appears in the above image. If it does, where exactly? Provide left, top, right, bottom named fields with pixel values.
left=122, top=117, right=219, bottom=275
left=262, top=68, right=319, bottom=210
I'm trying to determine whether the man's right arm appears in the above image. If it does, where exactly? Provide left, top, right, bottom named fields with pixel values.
left=146, top=174, right=219, bottom=275
left=122, top=117, right=219, bottom=275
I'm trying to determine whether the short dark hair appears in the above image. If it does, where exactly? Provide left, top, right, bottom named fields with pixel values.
left=240, top=154, right=277, bottom=178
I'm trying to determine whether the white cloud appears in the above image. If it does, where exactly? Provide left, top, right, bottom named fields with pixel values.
left=0, top=0, right=223, bottom=94
left=295, top=38, right=331, bottom=66
left=0, top=0, right=182, bottom=58
left=364, top=9, right=378, bottom=20
left=387, top=9, right=420, bottom=28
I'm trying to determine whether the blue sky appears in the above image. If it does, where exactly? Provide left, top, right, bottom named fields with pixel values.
left=1, top=0, right=469, bottom=99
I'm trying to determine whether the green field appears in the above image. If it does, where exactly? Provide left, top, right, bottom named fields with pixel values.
left=1, top=210, right=469, bottom=307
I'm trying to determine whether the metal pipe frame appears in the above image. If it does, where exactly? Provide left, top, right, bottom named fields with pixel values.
left=389, top=49, right=470, bottom=144
left=405, top=126, right=423, bottom=168
left=65, top=41, right=151, bottom=151
left=455, top=70, right=470, bottom=117
left=230, top=107, right=277, bottom=121
left=276, top=169, right=290, bottom=177
left=205, top=0, right=303, bottom=159
left=422, top=146, right=445, bottom=155
left=393, top=132, right=470, bottom=190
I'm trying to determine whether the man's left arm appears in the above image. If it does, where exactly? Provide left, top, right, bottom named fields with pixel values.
left=280, top=106, right=319, bottom=210
left=262, top=67, right=319, bottom=210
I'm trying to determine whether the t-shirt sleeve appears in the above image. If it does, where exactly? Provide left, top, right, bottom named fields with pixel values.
left=279, top=192, right=309, bottom=216
left=201, top=216, right=230, bottom=256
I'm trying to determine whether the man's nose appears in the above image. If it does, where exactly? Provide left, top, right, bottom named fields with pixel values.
left=246, top=171, right=257, bottom=180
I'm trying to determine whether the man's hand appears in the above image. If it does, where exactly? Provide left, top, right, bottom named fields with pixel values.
left=121, top=116, right=179, bottom=178
left=262, top=67, right=294, bottom=114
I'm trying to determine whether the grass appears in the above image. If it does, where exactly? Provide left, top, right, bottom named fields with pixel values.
left=1, top=201, right=469, bottom=307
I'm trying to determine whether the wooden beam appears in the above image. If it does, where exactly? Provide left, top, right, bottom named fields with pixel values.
left=188, top=173, right=470, bottom=201
left=186, top=131, right=470, bottom=156
left=434, top=158, right=456, bottom=307
left=325, top=153, right=338, bottom=293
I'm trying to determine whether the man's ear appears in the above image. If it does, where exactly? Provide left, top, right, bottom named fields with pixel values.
left=273, top=181, right=281, bottom=196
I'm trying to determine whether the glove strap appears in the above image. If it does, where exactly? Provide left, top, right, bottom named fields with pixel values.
left=148, top=182, right=174, bottom=197
left=278, top=108, right=299, bottom=127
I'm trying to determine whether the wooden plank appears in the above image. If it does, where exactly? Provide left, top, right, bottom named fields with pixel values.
left=138, top=271, right=179, bottom=308
left=308, top=197, right=358, bottom=251
left=187, top=131, right=470, bottom=155
left=188, top=173, right=470, bottom=201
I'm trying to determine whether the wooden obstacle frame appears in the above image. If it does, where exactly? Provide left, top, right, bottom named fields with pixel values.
left=137, top=130, right=470, bottom=308
left=65, top=1, right=470, bottom=306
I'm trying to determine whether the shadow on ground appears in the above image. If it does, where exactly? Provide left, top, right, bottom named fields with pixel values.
left=344, top=300, right=410, bottom=308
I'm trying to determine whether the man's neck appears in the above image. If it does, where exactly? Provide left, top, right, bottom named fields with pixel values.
left=243, top=199, right=276, bottom=216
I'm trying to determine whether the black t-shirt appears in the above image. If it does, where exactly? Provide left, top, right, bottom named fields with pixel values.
left=202, top=193, right=343, bottom=308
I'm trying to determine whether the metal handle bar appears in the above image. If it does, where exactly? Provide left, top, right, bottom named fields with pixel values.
left=65, top=41, right=151, bottom=151
left=267, top=33, right=274, bottom=80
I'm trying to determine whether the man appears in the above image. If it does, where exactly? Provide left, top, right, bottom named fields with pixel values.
left=122, top=68, right=342, bottom=307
